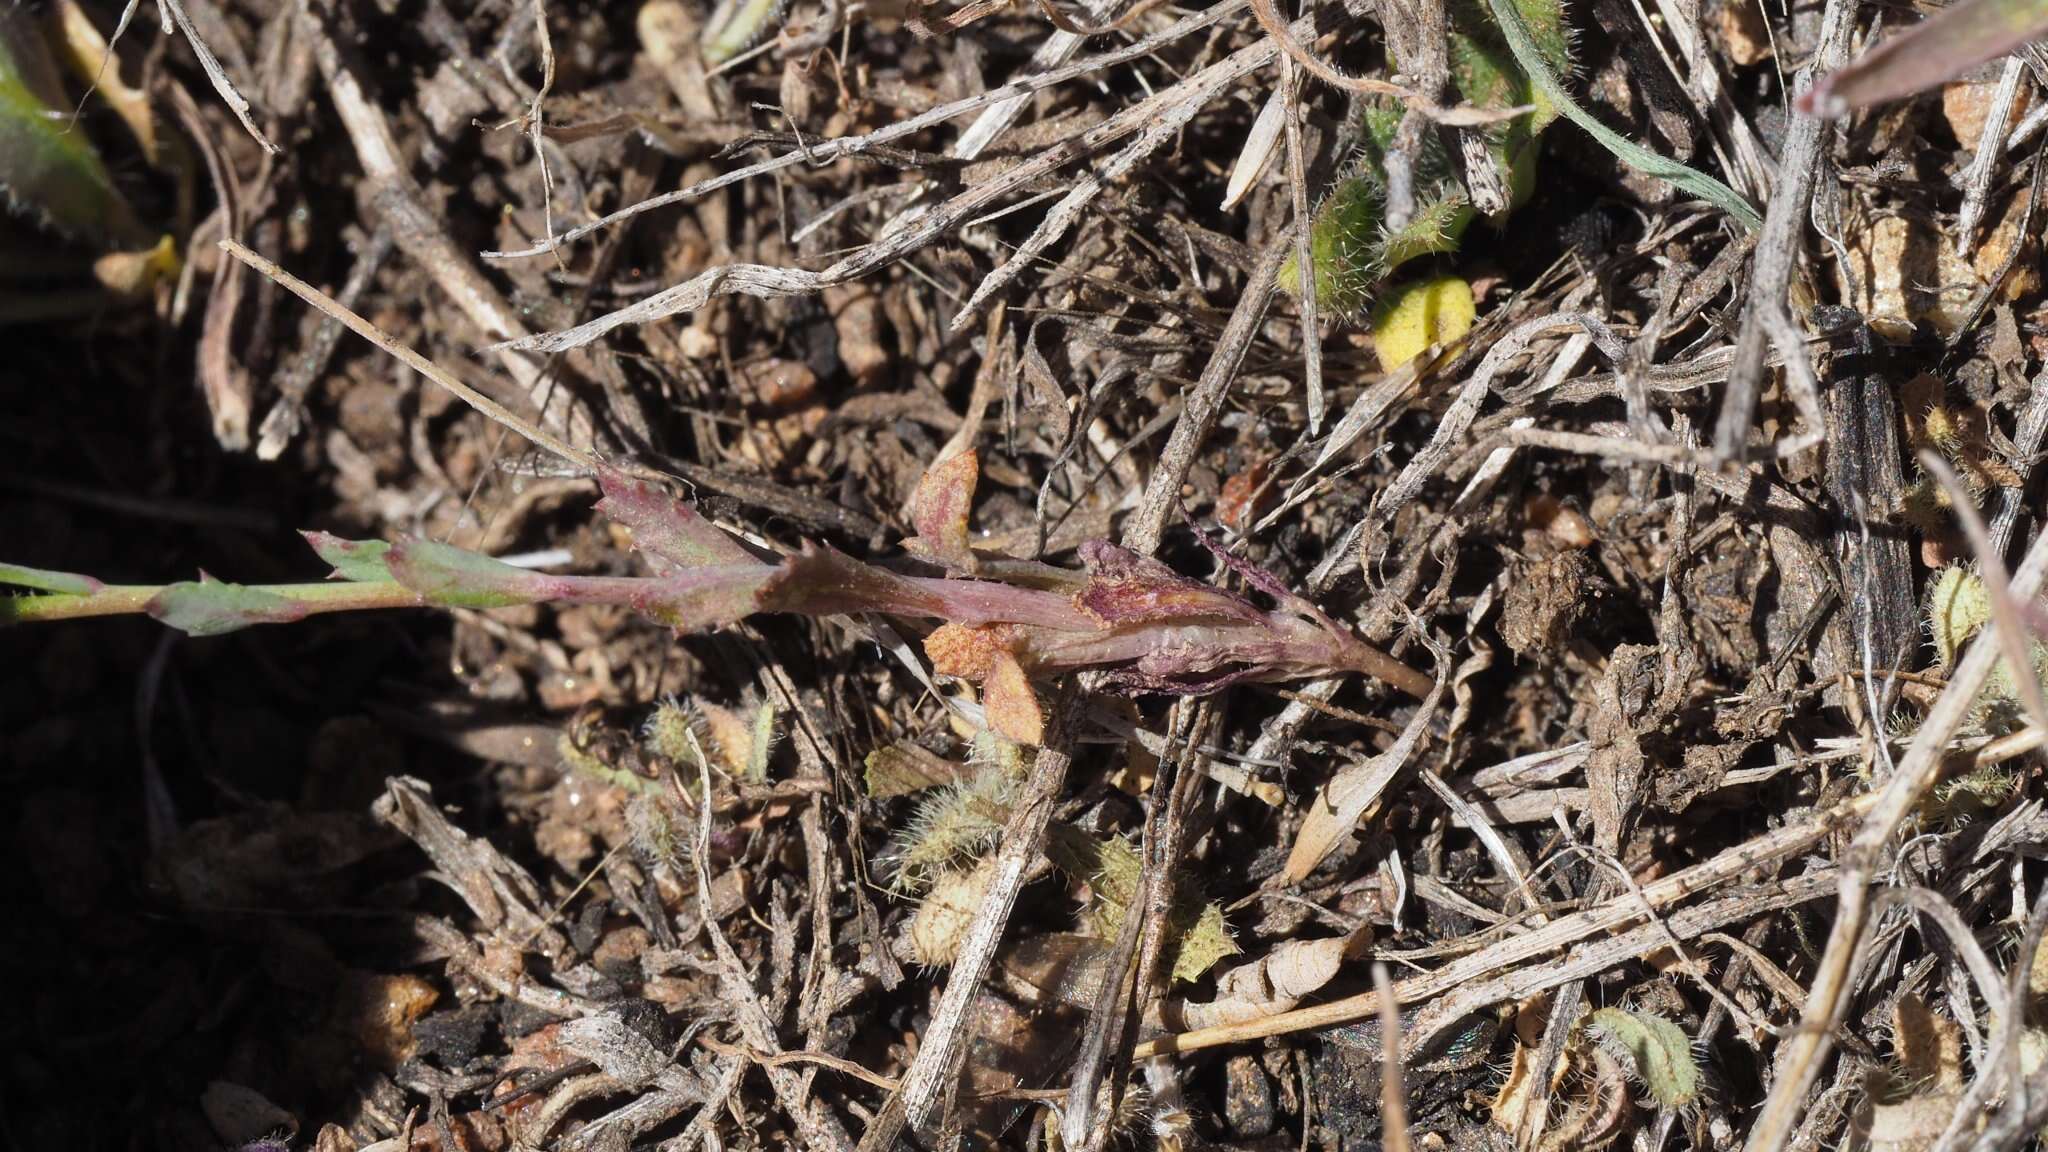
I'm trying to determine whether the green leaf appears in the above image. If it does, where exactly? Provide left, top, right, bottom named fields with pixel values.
left=1585, top=1007, right=1700, bottom=1109
left=148, top=579, right=306, bottom=636
left=302, top=532, right=395, bottom=582
left=1044, top=824, right=1238, bottom=982
left=1483, top=0, right=1761, bottom=230
left=702, top=0, right=784, bottom=63
left=1379, top=192, right=1473, bottom=270
left=1453, top=0, right=1568, bottom=126
left=745, top=700, right=777, bottom=782
left=385, top=538, right=546, bottom=609
left=1282, top=175, right=1386, bottom=315
left=0, top=13, right=143, bottom=246
left=0, top=562, right=101, bottom=594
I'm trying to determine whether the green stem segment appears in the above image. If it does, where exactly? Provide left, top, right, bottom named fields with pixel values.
left=2, top=580, right=425, bottom=626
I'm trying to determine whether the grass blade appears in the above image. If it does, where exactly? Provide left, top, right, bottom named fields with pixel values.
left=1482, top=0, right=1762, bottom=229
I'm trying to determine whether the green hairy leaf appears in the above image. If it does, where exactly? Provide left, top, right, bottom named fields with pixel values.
left=1585, top=1006, right=1700, bottom=1108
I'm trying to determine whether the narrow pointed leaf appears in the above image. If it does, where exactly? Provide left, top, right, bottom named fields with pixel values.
left=0, top=562, right=102, bottom=594
left=1801, top=0, right=2048, bottom=117
left=1484, top=0, right=1762, bottom=229
left=148, top=579, right=306, bottom=635
left=303, top=532, right=396, bottom=582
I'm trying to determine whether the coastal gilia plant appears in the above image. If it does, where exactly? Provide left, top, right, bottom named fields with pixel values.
left=0, top=450, right=1431, bottom=747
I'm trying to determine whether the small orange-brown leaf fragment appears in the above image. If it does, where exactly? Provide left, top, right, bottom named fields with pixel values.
left=1215, top=461, right=1271, bottom=534
left=925, top=621, right=1013, bottom=680
left=905, top=449, right=981, bottom=572
left=982, top=651, right=1045, bottom=745
left=338, top=971, right=440, bottom=1067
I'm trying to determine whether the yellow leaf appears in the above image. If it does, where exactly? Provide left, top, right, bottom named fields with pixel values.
left=1371, top=277, right=1476, bottom=372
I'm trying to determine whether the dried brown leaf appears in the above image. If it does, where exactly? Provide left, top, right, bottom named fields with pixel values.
left=904, top=448, right=981, bottom=573
left=983, top=651, right=1046, bottom=746
left=1284, top=675, right=1444, bottom=882
left=1178, top=934, right=1356, bottom=1030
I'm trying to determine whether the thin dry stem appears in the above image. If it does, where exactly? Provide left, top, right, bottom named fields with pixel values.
left=218, top=240, right=601, bottom=472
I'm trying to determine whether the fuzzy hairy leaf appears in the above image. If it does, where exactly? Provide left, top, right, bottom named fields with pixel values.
left=1046, top=825, right=1237, bottom=982
left=1892, top=993, right=1965, bottom=1093
left=1453, top=0, right=1569, bottom=125
left=1280, top=0, right=1559, bottom=318
left=702, top=0, right=784, bottom=63
left=643, top=698, right=704, bottom=765
left=1378, top=193, right=1473, bottom=271
left=864, top=740, right=965, bottom=799
left=1927, top=565, right=1991, bottom=670
left=1585, top=1007, right=1699, bottom=1108
left=744, top=700, right=778, bottom=782
left=883, top=760, right=1020, bottom=890
left=1283, top=175, right=1385, bottom=315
